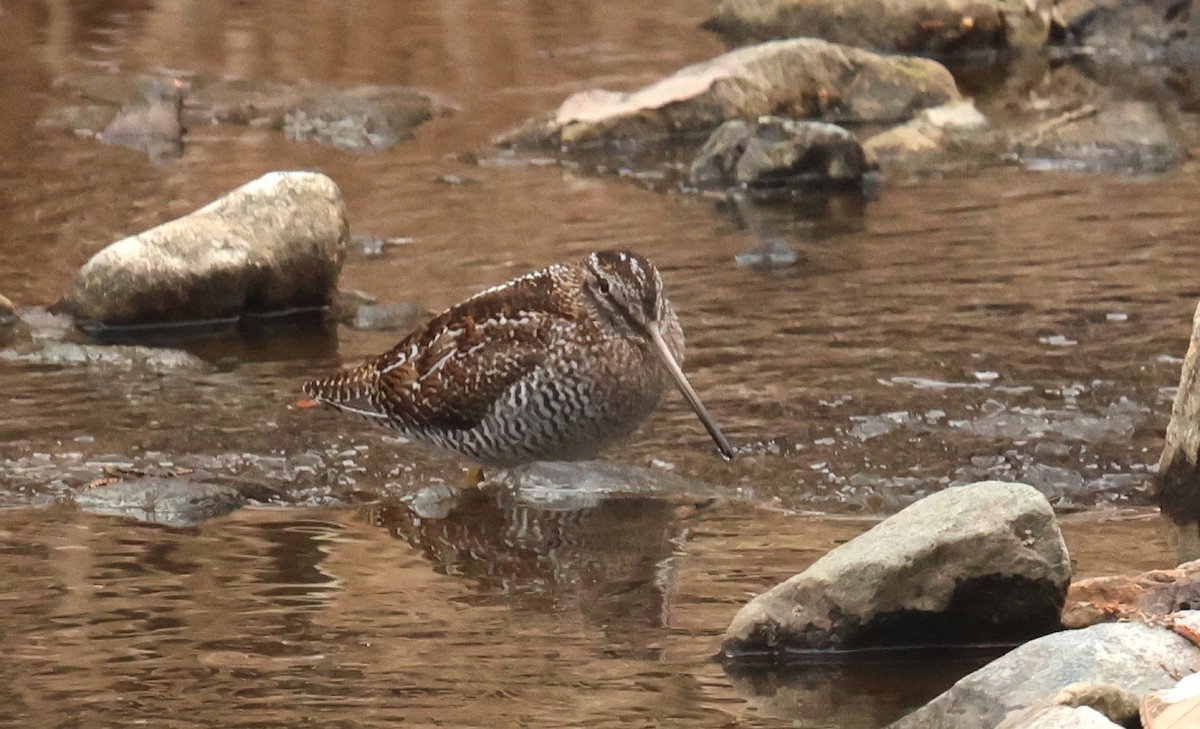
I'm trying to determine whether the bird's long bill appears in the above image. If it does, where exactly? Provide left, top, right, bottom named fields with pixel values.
left=648, top=323, right=735, bottom=460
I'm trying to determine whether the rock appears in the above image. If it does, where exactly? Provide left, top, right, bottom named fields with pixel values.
left=919, top=100, right=990, bottom=132
left=721, top=481, right=1070, bottom=660
left=39, top=71, right=451, bottom=151
left=330, top=290, right=426, bottom=331
left=187, top=78, right=451, bottom=150
left=496, top=38, right=959, bottom=150
left=996, top=683, right=1142, bottom=728
left=0, top=341, right=210, bottom=372
left=735, top=238, right=801, bottom=269
left=688, top=117, right=870, bottom=190
left=279, top=85, right=447, bottom=151
left=705, top=0, right=1052, bottom=54
left=0, top=293, right=32, bottom=347
left=889, top=620, right=1200, bottom=728
left=1009, top=100, right=1183, bottom=173
left=1052, top=0, right=1187, bottom=58
left=863, top=99, right=991, bottom=174
left=59, top=171, right=348, bottom=329
left=347, top=302, right=426, bottom=331
left=97, top=77, right=186, bottom=163
left=1142, top=672, right=1200, bottom=729
left=999, top=705, right=1123, bottom=729
left=74, top=477, right=246, bottom=526
left=1158, top=300, right=1200, bottom=559
left=1062, top=559, right=1200, bottom=628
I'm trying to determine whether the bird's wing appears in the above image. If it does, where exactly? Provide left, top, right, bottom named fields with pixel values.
left=370, top=268, right=585, bottom=432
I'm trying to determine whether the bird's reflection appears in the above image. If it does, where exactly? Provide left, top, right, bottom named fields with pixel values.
left=361, top=479, right=717, bottom=653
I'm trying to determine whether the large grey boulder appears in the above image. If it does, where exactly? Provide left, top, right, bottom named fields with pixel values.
left=705, top=0, right=1053, bottom=54
left=1157, top=300, right=1200, bottom=560
left=497, top=38, right=958, bottom=150
left=889, top=619, right=1200, bottom=728
left=59, top=171, right=348, bottom=329
left=721, top=481, right=1070, bottom=659
left=689, top=117, right=870, bottom=190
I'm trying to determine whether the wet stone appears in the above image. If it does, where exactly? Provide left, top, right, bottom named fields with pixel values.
left=497, top=38, right=959, bottom=151
left=0, top=293, right=32, bottom=347
left=0, top=342, right=210, bottom=372
left=890, top=620, right=1200, bottom=728
left=999, top=705, right=1126, bottom=729
left=1062, top=559, right=1200, bottom=629
left=1010, top=101, right=1183, bottom=174
left=38, top=70, right=451, bottom=152
left=688, top=117, right=870, bottom=191
left=74, top=477, right=246, bottom=526
left=347, top=302, right=427, bottom=332
left=97, top=78, right=186, bottom=163
left=58, top=171, right=348, bottom=329
left=705, top=0, right=1052, bottom=54
left=721, top=481, right=1071, bottom=661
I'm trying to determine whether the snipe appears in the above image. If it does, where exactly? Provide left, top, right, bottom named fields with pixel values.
left=301, top=250, right=733, bottom=467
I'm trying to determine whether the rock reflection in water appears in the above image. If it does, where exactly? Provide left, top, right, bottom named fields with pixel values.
left=725, top=651, right=999, bottom=727
left=363, top=481, right=716, bottom=652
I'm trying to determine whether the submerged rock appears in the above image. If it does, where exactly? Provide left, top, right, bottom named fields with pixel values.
left=890, top=619, right=1200, bottom=728
left=39, top=70, right=450, bottom=152
left=689, top=117, right=870, bottom=190
left=491, top=460, right=723, bottom=506
left=0, top=341, right=209, bottom=372
left=497, top=38, right=959, bottom=150
left=863, top=100, right=991, bottom=174
left=1009, top=100, right=1183, bottom=173
left=74, top=477, right=246, bottom=526
left=189, top=79, right=451, bottom=146
left=1052, top=0, right=1189, bottom=59
left=0, top=293, right=32, bottom=347
left=721, top=481, right=1070, bottom=660
left=705, top=0, right=1052, bottom=54
left=278, top=86, right=446, bottom=151
left=58, top=171, right=348, bottom=329
left=1158, top=300, right=1200, bottom=560
left=1063, top=559, right=1200, bottom=628
left=97, top=77, right=186, bottom=163
left=349, top=303, right=426, bottom=331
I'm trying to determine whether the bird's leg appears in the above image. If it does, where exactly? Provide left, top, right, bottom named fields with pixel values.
left=464, top=466, right=486, bottom=488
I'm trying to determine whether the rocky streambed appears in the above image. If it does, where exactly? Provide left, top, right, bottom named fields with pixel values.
left=2, top=1, right=1200, bottom=727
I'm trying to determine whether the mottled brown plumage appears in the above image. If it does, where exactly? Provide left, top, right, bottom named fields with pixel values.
left=302, top=250, right=732, bottom=467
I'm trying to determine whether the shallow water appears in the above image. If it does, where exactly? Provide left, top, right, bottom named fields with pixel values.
left=0, top=1, right=1196, bottom=727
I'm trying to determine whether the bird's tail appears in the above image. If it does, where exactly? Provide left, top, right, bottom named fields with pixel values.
left=299, top=364, right=388, bottom=421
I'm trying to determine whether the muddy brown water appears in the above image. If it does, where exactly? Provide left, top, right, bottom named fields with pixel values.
left=0, top=2, right=1195, bottom=727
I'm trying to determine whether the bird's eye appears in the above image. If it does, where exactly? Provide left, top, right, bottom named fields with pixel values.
left=598, top=279, right=610, bottom=295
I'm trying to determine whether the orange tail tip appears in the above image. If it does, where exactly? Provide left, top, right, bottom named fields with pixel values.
left=292, top=398, right=321, bottom=409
